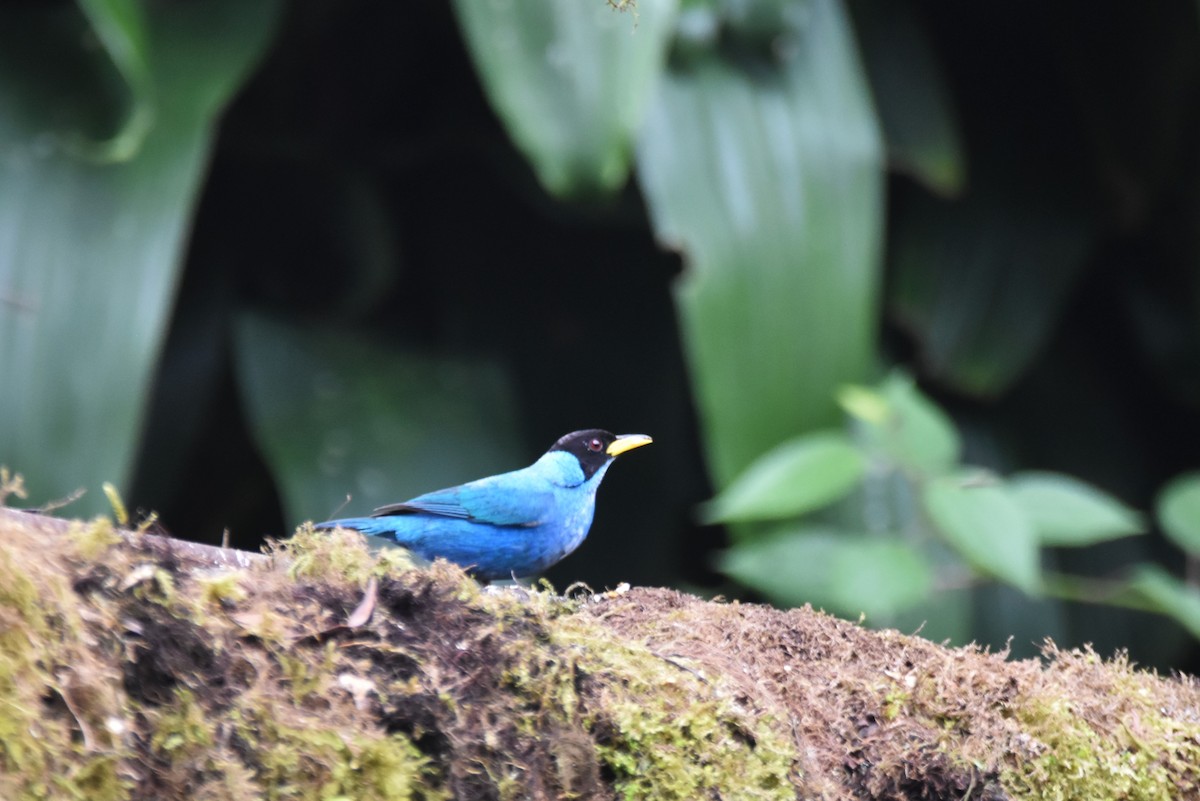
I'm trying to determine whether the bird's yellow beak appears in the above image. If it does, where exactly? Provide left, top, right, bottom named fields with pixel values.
left=607, top=433, right=653, bottom=457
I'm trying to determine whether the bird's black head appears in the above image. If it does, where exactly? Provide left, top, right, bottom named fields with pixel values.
left=549, top=429, right=652, bottom=480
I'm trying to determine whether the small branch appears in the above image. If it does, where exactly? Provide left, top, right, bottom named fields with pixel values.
left=0, top=507, right=267, bottom=570
left=1041, top=571, right=1157, bottom=614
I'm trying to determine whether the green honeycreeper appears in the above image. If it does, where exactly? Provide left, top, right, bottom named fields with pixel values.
left=315, top=429, right=652, bottom=580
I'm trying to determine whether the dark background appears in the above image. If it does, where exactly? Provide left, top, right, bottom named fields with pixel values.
left=5, top=0, right=1200, bottom=673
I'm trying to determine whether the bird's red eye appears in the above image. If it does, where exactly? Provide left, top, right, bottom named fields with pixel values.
left=587, top=438, right=604, bottom=452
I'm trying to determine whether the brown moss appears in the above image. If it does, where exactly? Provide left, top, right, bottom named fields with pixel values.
left=1, top=507, right=1199, bottom=801
left=584, top=588, right=1200, bottom=800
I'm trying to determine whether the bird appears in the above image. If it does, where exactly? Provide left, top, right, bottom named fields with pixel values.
left=315, top=429, right=652, bottom=580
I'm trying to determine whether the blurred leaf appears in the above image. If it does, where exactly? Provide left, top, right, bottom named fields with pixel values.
left=1123, top=565, right=1200, bottom=641
left=848, top=0, right=964, bottom=195
left=0, top=2, right=281, bottom=515
left=702, top=431, right=865, bottom=524
left=638, top=0, right=883, bottom=485
left=1008, top=471, right=1144, bottom=547
left=889, top=185, right=1093, bottom=397
left=923, top=475, right=1040, bottom=594
left=720, top=527, right=934, bottom=618
left=452, top=0, right=677, bottom=196
left=877, top=373, right=960, bottom=476
left=716, top=0, right=796, bottom=44
left=1157, top=472, right=1200, bottom=556
left=233, top=314, right=523, bottom=527
left=75, top=0, right=154, bottom=161
left=837, top=384, right=889, bottom=425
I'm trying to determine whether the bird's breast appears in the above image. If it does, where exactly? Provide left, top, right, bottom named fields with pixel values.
left=550, top=489, right=598, bottom=555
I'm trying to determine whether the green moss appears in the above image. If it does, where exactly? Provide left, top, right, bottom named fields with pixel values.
left=280, top=525, right=417, bottom=586
left=488, top=590, right=796, bottom=801
left=51, top=754, right=128, bottom=801
left=102, top=482, right=130, bottom=527
left=281, top=526, right=369, bottom=584
left=131, top=686, right=446, bottom=801
left=0, top=544, right=57, bottom=789
left=596, top=695, right=793, bottom=801
left=245, top=712, right=446, bottom=801
left=13, top=507, right=799, bottom=801
left=151, top=688, right=217, bottom=756
left=65, top=517, right=123, bottom=562
left=278, top=641, right=338, bottom=705
left=0, top=544, right=130, bottom=801
left=1006, top=686, right=1200, bottom=800
left=882, top=688, right=910, bottom=721
left=195, top=570, right=249, bottom=606
left=0, top=467, right=28, bottom=505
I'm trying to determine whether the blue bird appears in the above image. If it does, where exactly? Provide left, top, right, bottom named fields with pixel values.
left=315, top=429, right=652, bottom=580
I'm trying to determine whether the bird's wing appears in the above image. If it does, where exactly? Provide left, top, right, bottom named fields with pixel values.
left=370, top=471, right=555, bottom=527
left=371, top=495, right=472, bottom=519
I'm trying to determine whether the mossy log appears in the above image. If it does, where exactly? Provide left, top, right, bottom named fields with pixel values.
left=1, top=506, right=1198, bottom=801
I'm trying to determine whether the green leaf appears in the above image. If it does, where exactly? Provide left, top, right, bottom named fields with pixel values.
left=837, top=384, right=890, bottom=425
left=923, top=475, right=1040, bottom=594
left=233, top=314, right=523, bottom=527
left=0, top=2, right=281, bottom=515
left=848, top=0, right=965, bottom=195
left=1157, top=472, right=1200, bottom=556
left=638, top=0, right=884, bottom=486
left=452, top=0, right=677, bottom=196
left=878, top=373, right=960, bottom=475
left=702, top=431, right=866, bottom=524
left=720, top=527, right=934, bottom=619
left=1123, top=565, right=1200, bottom=641
left=1008, top=471, right=1144, bottom=547
left=888, top=183, right=1093, bottom=397
left=75, top=0, right=154, bottom=161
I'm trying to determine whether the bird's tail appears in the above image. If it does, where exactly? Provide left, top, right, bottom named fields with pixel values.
left=315, top=518, right=432, bottom=563
left=314, top=517, right=404, bottom=542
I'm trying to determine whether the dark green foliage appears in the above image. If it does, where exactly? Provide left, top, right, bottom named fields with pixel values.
left=715, top=374, right=1200, bottom=658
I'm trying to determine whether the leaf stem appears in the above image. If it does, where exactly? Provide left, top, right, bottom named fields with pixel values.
left=1041, top=571, right=1157, bottom=614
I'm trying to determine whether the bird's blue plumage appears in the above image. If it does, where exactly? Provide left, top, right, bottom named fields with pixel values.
left=314, top=430, right=650, bottom=580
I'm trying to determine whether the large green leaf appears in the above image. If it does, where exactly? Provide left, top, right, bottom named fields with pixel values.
left=74, top=0, right=154, bottom=161
left=233, top=314, right=523, bottom=527
left=923, top=475, right=1040, bottom=594
left=848, top=0, right=964, bottom=195
left=1008, top=471, right=1144, bottom=547
left=452, top=0, right=677, bottom=196
left=702, top=431, right=865, bottom=524
left=888, top=184, right=1093, bottom=397
left=638, top=0, right=884, bottom=486
left=1156, top=472, right=1200, bottom=557
left=0, top=2, right=280, bottom=515
left=720, top=526, right=934, bottom=619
